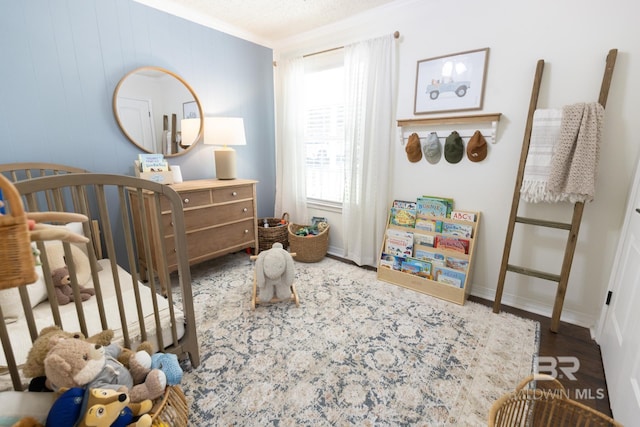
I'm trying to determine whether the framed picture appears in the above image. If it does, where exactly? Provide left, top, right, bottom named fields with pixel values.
left=183, top=101, right=199, bottom=119
left=414, top=47, right=489, bottom=115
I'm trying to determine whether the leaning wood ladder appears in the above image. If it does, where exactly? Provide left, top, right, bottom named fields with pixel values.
left=493, top=49, right=618, bottom=333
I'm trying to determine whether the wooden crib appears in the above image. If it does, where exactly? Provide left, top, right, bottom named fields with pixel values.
left=0, top=164, right=199, bottom=424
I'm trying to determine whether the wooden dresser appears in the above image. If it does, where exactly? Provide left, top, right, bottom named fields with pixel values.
left=129, top=179, right=258, bottom=289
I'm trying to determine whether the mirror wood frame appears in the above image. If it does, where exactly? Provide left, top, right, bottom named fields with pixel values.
left=113, top=66, right=204, bottom=157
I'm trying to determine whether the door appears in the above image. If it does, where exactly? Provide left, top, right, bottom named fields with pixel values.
left=597, top=155, right=640, bottom=425
left=117, top=97, right=157, bottom=152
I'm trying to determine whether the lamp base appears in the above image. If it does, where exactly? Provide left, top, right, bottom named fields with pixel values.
left=214, top=147, right=237, bottom=180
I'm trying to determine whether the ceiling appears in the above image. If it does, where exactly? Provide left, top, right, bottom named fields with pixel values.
left=135, top=0, right=399, bottom=46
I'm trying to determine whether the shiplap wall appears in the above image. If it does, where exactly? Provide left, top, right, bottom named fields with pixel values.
left=0, top=0, right=276, bottom=217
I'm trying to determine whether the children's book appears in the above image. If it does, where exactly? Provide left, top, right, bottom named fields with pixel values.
left=413, top=233, right=435, bottom=247
left=433, top=266, right=467, bottom=288
left=415, top=217, right=442, bottom=232
left=450, top=210, right=476, bottom=222
left=446, top=256, right=469, bottom=271
left=390, top=206, right=417, bottom=228
left=434, top=235, right=470, bottom=254
left=393, top=200, right=417, bottom=210
left=416, top=196, right=453, bottom=218
left=401, top=257, right=432, bottom=278
left=385, top=229, right=414, bottom=257
left=380, top=253, right=405, bottom=271
left=414, top=248, right=445, bottom=266
left=138, top=153, right=169, bottom=172
left=442, top=222, right=473, bottom=238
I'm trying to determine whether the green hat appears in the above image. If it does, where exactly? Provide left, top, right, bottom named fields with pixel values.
left=444, top=131, right=464, bottom=164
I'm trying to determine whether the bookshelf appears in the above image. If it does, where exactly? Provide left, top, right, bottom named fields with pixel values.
left=377, top=203, right=480, bottom=305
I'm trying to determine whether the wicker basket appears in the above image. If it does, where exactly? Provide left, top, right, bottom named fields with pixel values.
left=488, top=374, right=622, bottom=426
left=150, top=385, right=189, bottom=427
left=0, top=174, right=39, bottom=289
left=288, top=223, right=330, bottom=263
left=258, top=213, right=289, bottom=252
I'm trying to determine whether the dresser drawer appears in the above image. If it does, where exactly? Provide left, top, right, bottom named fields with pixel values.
left=160, top=189, right=211, bottom=211
left=161, top=200, right=255, bottom=232
left=165, top=218, right=256, bottom=266
left=211, top=185, right=253, bottom=203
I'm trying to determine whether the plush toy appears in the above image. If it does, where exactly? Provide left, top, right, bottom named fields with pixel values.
left=51, top=266, right=95, bottom=305
left=43, top=339, right=166, bottom=403
left=150, top=352, right=183, bottom=386
left=26, top=211, right=90, bottom=244
left=255, top=242, right=295, bottom=302
left=117, top=341, right=154, bottom=368
left=23, top=326, right=114, bottom=380
left=45, top=387, right=152, bottom=427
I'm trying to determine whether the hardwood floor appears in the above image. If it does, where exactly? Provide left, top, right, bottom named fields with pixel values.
left=470, top=296, right=613, bottom=418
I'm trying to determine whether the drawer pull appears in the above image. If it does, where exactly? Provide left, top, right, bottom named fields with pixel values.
left=232, top=191, right=238, bottom=196
left=243, top=208, right=248, bottom=212
left=244, top=229, right=249, bottom=234
left=183, top=198, right=190, bottom=204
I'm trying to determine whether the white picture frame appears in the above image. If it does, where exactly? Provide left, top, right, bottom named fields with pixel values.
left=414, top=48, right=489, bottom=115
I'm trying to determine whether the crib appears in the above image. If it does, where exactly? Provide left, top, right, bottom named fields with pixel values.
left=0, top=164, right=199, bottom=424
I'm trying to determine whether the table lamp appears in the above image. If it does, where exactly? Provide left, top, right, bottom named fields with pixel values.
left=204, top=117, right=246, bottom=180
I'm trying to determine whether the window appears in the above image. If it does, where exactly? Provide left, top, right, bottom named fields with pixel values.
left=303, top=51, right=345, bottom=204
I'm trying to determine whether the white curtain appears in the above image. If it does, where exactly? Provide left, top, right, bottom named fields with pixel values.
left=275, top=57, right=309, bottom=223
left=342, top=34, right=397, bottom=267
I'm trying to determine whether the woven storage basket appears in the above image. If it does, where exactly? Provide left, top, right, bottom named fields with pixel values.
left=258, top=213, right=290, bottom=252
left=150, top=385, right=189, bottom=427
left=288, top=223, right=330, bottom=263
left=0, top=174, right=38, bottom=289
left=489, top=374, right=622, bottom=427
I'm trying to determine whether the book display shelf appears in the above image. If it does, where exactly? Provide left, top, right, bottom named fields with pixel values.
left=377, top=198, right=480, bottom=305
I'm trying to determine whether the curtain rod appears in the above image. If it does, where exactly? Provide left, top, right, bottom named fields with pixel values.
left=273, top=31, right=400, bottom=66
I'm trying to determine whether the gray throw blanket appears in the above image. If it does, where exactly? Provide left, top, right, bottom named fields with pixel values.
left=546, top=102, right=604, bottom=203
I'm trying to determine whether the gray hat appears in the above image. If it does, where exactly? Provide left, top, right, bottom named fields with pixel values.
left=423, top=132, right=441, bottom=164
left=444, top=131, right=464, bottom=164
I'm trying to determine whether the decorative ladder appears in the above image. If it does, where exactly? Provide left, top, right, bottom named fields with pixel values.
left=492, top=49, right=618, bottom=333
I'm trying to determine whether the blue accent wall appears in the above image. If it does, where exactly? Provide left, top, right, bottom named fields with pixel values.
left=0, top=0, right=276, bottom=217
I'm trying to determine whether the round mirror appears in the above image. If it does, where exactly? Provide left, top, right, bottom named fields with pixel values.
left=113, top=66, right=203, bottom=157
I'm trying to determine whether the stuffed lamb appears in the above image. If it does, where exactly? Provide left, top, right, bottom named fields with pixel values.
left=255, top=242, right=295, bottom=302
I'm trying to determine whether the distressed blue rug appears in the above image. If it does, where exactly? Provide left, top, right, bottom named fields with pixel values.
left=179, top=252, right=539, bottom=426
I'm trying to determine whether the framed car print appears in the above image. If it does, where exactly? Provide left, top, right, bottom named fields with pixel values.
left=414, top=48, right=489, bottom=115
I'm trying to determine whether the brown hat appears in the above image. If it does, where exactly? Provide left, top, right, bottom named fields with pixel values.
left=467, top=130, right=488, bottom=162
left=405, top=133, right=422, bottom=162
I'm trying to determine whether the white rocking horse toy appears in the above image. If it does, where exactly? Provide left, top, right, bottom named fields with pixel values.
left=250, top=242, right=299, bottom=309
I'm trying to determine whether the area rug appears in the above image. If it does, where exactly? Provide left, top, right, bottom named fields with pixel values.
left=179, top=253, right=539, bottom=426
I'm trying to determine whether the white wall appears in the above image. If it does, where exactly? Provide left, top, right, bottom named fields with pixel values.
left=274, top=0, right=640, bottom=329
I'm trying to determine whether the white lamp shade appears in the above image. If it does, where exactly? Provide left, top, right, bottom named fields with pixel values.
left=203, top=117, right=246, bottom=180
left=180, top=118, right=201, bottom=146
left=204, top=117, right=246, bottom=146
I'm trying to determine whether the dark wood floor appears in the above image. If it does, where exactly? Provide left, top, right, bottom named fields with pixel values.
left=470, top=296, right=613, bottom=417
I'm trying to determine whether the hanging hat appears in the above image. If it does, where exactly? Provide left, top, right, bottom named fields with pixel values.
left=444, top=131, right=464, bottom=164
left=467, top=130, right=488, bottom=162
left=423, top=132, right=441, bottom=164
left=405, top=133, right=422, bottom=163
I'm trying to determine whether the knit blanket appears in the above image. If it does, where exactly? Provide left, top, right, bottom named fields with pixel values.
left=520, top=108, right=563, bottom=203
left=547, top=102, right=604, bottom=203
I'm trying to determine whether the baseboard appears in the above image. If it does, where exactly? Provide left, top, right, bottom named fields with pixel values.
left=470, top=284, right=596, bottom=329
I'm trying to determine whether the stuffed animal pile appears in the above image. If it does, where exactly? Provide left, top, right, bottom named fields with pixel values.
left=16, top=326, right=184, bottom=427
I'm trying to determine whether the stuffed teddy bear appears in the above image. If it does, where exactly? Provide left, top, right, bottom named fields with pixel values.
left=23, top=326, right=114, bottom=380
left=51, top=266, right=95, bottom=305
left=45, top=387, right=152, bottom=427
left=255, top=242, right=295, bottom=302
left=150, top=352, right=183, bottom=386
left=43, top=338, right=166, bottom=403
